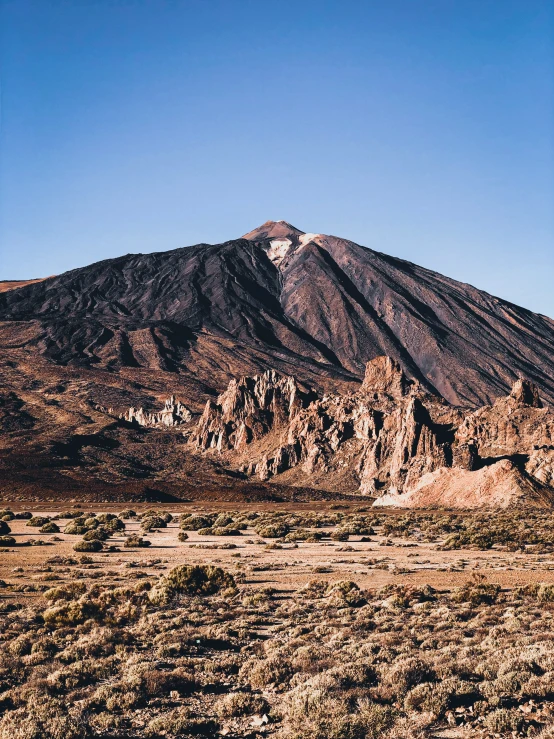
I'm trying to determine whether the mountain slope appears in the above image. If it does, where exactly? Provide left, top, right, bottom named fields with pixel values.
left=1, top=220, right=553, bottom=409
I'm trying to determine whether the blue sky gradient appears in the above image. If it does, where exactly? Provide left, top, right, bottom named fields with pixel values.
left=1, top=0, right=553, bottom=316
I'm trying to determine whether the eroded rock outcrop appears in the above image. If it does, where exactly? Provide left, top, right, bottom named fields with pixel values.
left=192, top=370, right=314, bottom=453
left=123, top=396, right=192, bottom=428
left=190, top=355, right=554, bottom=508
left=373, top=460, right=554, bottom=509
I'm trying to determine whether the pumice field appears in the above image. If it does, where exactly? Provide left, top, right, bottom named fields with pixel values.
left=1, top=504, right=554, bottom=738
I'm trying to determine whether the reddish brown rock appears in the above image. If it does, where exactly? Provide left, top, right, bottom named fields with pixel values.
left=191, top=356, right=554, bottom=508
left=192, top=370, right=312, bottom=453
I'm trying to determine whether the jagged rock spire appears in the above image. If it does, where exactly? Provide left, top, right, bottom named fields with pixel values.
left=360, top=356, right=412, bottom=398
left=509, top=378, right=543, bottom=408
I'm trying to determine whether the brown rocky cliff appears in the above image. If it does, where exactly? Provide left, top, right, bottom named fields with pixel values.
left=191, top=356, right=554, bottom=508
left=2, top=220, right=554, bottom=408
left=123, top=396, right=192, bottom=428
left=191, top=370, right=314, bottom=453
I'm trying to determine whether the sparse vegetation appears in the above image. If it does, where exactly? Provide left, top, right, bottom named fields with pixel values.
left=1, top=505, right=554, bottom=737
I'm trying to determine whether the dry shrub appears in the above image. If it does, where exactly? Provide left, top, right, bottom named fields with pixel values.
left=484, top=708, right=524, bottom=733
left=63, top=521, right=87, bottom=535
left=180, top=514, right=215, bottom=531
left=382, top=657, right=436, bottom=694
left=216, top=691, right=269, bottom=718
left=0, top=699, right=86, bottom=739
left=118, top=509, right=137, bottom=519
left=148, top=564, right=236, bottom=605
left=255, top=522, right=290, bottom=538
left=125, top=536, right=151, bottom=548
left=83, top=528, right=109, bottom=541
left=43, top=599, right=103, bottom=627
left=44, top=582, right=87, bottom=602
left=331, top=530, right=349, bottom=542
left=278, top=678, right=395, bottom=739
left=26, top=516, right=50, bottom=528
left=73, top=539, right=103, bottom=552
left=145, top=708, right=218, bottom=737
left=451, top=580, right=500, bottom=606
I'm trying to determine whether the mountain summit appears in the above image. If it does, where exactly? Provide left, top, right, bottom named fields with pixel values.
left=242, top=220, right=305, bottom=241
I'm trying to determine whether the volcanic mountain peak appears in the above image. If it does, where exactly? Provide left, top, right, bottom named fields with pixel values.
left=242, top=220, right=305, bottom=241
left=242, top=221, right=325, bottom=267
left=1, top=219, right=554, bottom=413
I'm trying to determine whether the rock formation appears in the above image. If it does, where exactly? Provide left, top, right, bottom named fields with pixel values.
left=192, top=370, right=314, bottom=452
left=1, top=220, right=553, bottom=505
left=192, top=356, right=554, bottom=508
left=123, top=396, right=192, bottom=428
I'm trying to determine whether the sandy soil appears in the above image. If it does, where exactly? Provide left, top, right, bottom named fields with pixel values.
left=2, top=503, right=554, bottom=605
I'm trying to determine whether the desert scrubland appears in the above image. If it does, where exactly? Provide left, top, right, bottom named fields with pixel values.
left=1, top=504, right=554, bottom=738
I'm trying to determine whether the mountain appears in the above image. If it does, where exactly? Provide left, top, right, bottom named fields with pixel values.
left=0, top=220, right=553, bottom=502
left=0, top=278, right=47, bottom=293
left=1, top=220, right=553, bottom=408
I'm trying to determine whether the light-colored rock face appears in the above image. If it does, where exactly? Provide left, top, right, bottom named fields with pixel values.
left=373, top=459, right=553, bottom=509
left=123, top=396, right=192, bottom=428
left=190, top=356, right=554, bottom=508
left=360, top=355, right=413, bottom=399
left=191, top=370, right=310, bottom=453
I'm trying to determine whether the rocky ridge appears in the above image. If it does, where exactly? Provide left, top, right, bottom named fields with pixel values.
left=192, top=356, right=554, bottom=508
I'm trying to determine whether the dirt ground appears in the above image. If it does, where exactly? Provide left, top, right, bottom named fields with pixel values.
left=2, top=503, right=554, bottom=602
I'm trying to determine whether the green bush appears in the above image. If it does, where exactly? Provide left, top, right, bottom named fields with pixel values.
left=180, top=514, right=215, bottom=531
left=14, top=511, right=33, bottom=519
left=95, top=513, right=116, bottom=524
left=83, top=528, right=110, bottom=541
left=484, top=708, right=524, bottom=733
left=255, top=522, right=290, bottom=538
left=118, top=509, right=136, bottom=519
left=141, top=516, right=167, bottom=531
left=104, top=517, right=125, bottom=532
left=149, top=565, right=236, bottom=605
left=64, top=522, right=88, bottom=535
left=331, top=530, right=349, bottom=542
left=211, top=526, right=242, bottom=536
left=124, top=536, right=151, bottom=548
left=451, top=581, right=501, bottom=606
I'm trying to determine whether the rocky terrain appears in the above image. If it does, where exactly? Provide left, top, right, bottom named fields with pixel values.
left=1, top=503, right=554, bottom=738
left=192, top=356, right=554, bottom=508
left=0, top=220, right=553, bottom=506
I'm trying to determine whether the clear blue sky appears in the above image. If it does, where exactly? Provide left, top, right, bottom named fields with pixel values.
left=1, top=0, right=553, bottom=316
